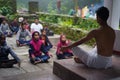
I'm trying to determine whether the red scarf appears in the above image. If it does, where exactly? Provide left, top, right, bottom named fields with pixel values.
left=30, top=39, right=43, bottom=56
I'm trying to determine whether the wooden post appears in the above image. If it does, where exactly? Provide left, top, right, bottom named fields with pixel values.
left=29, top=1, right=39, bottom=14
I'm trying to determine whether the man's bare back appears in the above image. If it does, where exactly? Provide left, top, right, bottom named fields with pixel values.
left=92, top=25, right=115, bottom=57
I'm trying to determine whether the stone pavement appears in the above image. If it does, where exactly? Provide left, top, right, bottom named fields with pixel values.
left=0, top=34, right=92, bottom=80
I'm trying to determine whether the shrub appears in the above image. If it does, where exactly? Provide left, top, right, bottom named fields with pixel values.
left=0, top=6, right=13, bottom=16
left=38, top=13, right=99, bottom=31
left=42, top=22, right=95, bottom=46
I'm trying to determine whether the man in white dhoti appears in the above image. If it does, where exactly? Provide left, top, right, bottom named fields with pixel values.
left=61, top=7, right=115, bottom=69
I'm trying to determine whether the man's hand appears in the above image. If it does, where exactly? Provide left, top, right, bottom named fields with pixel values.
left=60, top=46, right=68, bottom=52
left=18, top=61, right=21, bottom=68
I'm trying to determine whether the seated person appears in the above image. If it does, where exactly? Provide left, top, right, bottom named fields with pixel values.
left=61, top=7, right=115, bottom=69
left=43, top=26, right=54, bottom=36
left=28, top=31, right=52, bottom=64
left=56, top=34, right=73, bottom=59
left=16, top=22, right=31, bottom=47
left=0, top=33, right=21, bottom=68
left=10, top=18, right=19, bottom=34
left=40, top=29, right=53, bottom=52
left=30, top=19, right=43, bottom=34
left=0, top=20, right=13, bottom=37
left=23, top=19, right=30, bottom=31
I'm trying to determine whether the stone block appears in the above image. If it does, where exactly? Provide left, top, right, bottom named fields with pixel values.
left=53, top=56, right=120, bottom=80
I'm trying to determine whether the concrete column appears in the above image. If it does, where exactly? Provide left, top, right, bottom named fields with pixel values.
left=104, top=0, right=120, bottom=29
left=104, top=0, right=113, bottom=26
left=111, top=0, right=120, bottom=29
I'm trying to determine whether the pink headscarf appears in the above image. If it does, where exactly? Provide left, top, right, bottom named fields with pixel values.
left=56, top=34, right=72, bottom=54
left=30, top=31, right=43, bottom=56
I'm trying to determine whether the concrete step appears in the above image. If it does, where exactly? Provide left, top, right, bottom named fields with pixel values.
left=48, top=34, right=60, bottom=46
left=53, top=56, right=120, bottom=80
left=1, top=70, right=61, bottom=80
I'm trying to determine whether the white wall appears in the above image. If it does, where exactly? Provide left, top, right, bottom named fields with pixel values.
left=104, top=0, right=120, bottom=29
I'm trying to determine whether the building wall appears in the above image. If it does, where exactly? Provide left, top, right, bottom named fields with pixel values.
left=104, top=0, right=120, bottom=29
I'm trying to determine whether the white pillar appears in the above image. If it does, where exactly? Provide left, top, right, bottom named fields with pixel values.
left=104, top=0, right=113, bottom=26
left=104, top=0, right=120, bottom=30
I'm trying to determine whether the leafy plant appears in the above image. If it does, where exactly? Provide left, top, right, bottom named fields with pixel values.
left=6, top=14, right=17, bottom=21
left=47, top=1, right=57, bottom=14
left=0, top=6, right=12, bottom=16
left=38, top=13, right=99, bottom=31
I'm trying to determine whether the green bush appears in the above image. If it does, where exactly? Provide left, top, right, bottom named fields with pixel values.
left=0, top=6, right=13, bottom=16
left=38, top=13, right=99, bottom=31
left=6, top=14, right=18, bottom=21
left=42, top=23, right=95, bottom=46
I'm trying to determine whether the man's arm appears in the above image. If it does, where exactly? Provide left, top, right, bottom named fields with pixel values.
left=61, top=30, right=96, bottom=51
left=8, top=47, right=21, bottom=63
left=26, top=30, right=32, bottom=38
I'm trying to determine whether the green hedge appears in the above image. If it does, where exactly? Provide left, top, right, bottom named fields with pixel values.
left=38, top=12, right=99, bottom=31
left=42, top=22, right=95, bottom=46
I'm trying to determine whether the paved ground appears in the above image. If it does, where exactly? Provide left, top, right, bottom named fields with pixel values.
left=0, top=34, right=92, bottom=80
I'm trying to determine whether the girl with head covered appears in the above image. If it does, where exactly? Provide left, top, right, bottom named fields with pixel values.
left=29, top=31, right=52, bottom=64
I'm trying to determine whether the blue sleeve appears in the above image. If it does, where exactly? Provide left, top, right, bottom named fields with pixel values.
left=8, top=47, right=21, bottom=62
left=46, top=36, right=53, bottom=47
left=41, top=44, right=48, bottom=55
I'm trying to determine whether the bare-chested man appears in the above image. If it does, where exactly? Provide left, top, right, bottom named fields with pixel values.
left=61, top=7, right=115, bottom=69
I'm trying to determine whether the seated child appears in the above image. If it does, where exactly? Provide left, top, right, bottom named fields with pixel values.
left=29, top=31, right=52, bottom=64
left=56, top=34, right=73, bottom=59
left=0, top=20, right=13, bottom=37
left=0, top=33, right=21, bottom=68
left=23, top=19, right=30, bottom=31
left=10, top=18, right=19, bottom=34
left=16, top=22, right=31, bottom=47
left=43, top=26, right=54, bottom=36
left=40, top=29, right=53, bottom=52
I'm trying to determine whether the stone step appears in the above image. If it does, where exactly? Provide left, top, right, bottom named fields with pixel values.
left=53, top=56, right=120, bottom=80
left=48, top=34, right=60, bottom=46
left=2, top=70, right=61, bottom=80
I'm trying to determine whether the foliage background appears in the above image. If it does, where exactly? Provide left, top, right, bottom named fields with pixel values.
left=0, top=0, right=16, bottom=16
left=17, top=0, right=103, bottom=14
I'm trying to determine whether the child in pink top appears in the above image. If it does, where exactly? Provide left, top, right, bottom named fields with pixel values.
left=28, top=31, right=51, bottom=64
left=56, top=34, right=73, bottom=59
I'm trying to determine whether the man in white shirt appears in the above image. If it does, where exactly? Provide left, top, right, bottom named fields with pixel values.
left=30, top=19, right=43, bottom=34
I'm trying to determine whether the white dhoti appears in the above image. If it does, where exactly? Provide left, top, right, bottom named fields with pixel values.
left=72, top=46, right=112, bottom=69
